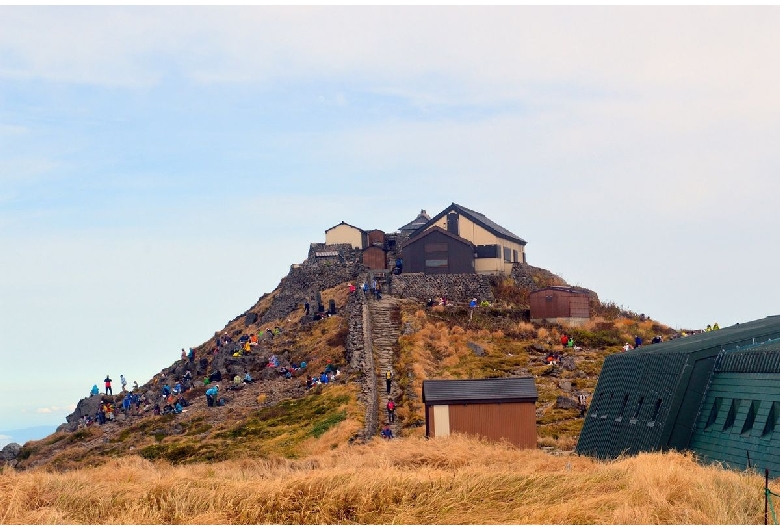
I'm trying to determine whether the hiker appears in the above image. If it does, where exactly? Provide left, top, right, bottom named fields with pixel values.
left=426, top=298, right=434, bottom=308
left=387, top=398, right=396, bottom=423
left=362, top=282, right=368, bottom=295
left=188, top=348, right=195, bottom=363
left=705, top=324, right=712, bottom=332
left=623, top=342, right=632, bottom=352
left=386, top=370, right=392, bottom=393
left=162, top=384, right=171, bottom=398
left=120, top=374, right=127, bottom=392
left=104, top=375, right=113, bottom=395
left=375, top=282, right=382, bottom=300
left=132, top=380, right=139, bottom=391
left=153, top=403, right=161, bottom=415
left=567, top=337, right=574, bottom=348
left=250, top=333, right=258, bottom=346
left=183, top=370, right=192, bottom=382
left=713, top=322, right=720, bottom=330
left=381, top=425, right=393, bottom=439
left=560, top=333, right=568, bottom=348
left=304, top=300, right=310, bottom=315
left=244, top=371, right=254, bottom=384
left=371, top=278, right=377, bottom=295
left=319, top=372, right=329, bottom=384
left=348, top=282, right=356, bottom=294
left=306, top=375, right=313, bottom=389
left=90, top=384, right=100, bottom=396
left=469, top=298, right=477, bottom=320
left=233, top=374, right=242, bottom=386
left=635, top=335, right=642, bottom=348
left=173, top=382, right=182, bottom=395
left=206, top=385, right=219, bottom=407
left=181, top=348, right=187, bottom=361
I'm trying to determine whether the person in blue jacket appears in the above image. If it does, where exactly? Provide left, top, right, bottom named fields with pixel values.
left=90, top=384, right=100, bottom=396
left=206, top=384, right=219, bottom=407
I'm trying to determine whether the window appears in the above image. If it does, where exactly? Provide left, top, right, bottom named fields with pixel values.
left=475, top=245, right=500, bottom=258
left=632, top=397, right=644, bottom=420
left=763, top=402, right=779, bottom=437
left=616, top=394, right=629, bottom=421
left=425, top=259, right=448, bottom=268
left=513, top=249, right=519, bottom=263
left=651, top=398, right=663, bottom=421
left=742, top=400, right=760, bottom=435
left=705, top=397, right=722, bottom=429
left=723, top=399, right=740, bottom=431
left=503, top=246, right=511, bottom=262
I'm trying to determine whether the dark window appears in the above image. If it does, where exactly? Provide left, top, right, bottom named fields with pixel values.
left=425, top=259, right=448, bottom=268
left=503, top=246, right=511, bottom=262
left=616, top=394, right=629, bottom=420
left=723, top=399, right=740, bottom=431
left=763, top=402, right=779, bottom=437
left=632, top=397, right=644, bottom=420
left=513, top=249, right=519, bottom=262
left=742, top=400, right=760, bottom=435
left=705, top=397, right=722, bottom=429
left=651, top=398, right=663, bottom=421
left=424, top=243, right=448, bottom=252
left=475, top=245, right=500, bottom=258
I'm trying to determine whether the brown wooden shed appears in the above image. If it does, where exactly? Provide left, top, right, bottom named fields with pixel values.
left=529, top=286, right=591, bottom=325
left=401, top=226, right=475, bottom=275
left=422, top=377, right=538, bottom=448
left=362, top=246, right=387, bottom=271
left=366, top=229, right=385, bottom=249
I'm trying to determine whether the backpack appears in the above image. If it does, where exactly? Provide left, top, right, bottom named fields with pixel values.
left=387, top=401, right=395, bottom=411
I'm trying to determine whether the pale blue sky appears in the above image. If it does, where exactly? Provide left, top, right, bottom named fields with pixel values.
left=2, top=6, right=779, bottom=435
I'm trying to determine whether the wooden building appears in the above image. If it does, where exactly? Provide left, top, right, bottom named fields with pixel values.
left=409, top=203, right=527, bottom=275
left=325, top=222, right=367, bottom=250
left=362, top=246, right=387, bottom=271
left=366, top=229, right=386, bottom=248
left=422, top=377, right=538, bottom=448
left=529, top=286, right=591, bottom=325
left=401, top=226, right=475, bottom=275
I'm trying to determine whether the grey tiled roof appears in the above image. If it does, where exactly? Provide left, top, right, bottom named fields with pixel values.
left=423, top=377, right=537, bottom=405
left=412, top=203, right=527, bottom=246
left=399, top=209, right=431, bottom=232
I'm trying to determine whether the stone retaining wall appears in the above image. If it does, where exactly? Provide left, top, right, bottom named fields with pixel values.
left=390, top=273, right=495, bottom=303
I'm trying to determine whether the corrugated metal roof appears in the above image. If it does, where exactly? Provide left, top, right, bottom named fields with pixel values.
left=423, top=377, right=537, bottom=405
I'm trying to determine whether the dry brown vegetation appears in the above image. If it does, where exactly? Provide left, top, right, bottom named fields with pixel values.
left=0, top=435, right=770, bottom=524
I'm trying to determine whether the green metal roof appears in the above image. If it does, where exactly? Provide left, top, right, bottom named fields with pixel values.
left=576, top=315, right=780, bottom=460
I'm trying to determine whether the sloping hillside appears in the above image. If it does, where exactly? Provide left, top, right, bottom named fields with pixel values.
left=9, top=257, right=674, bottom=471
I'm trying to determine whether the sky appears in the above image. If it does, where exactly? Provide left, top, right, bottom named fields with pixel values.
left=1, top=6, right=779, bottom=436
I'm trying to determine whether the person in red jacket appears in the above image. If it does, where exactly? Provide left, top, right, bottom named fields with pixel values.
left=387, top=398, right=396, bottom=423
left=104, top=375, right=113, bottom=395
left=560, top=333, right=568, bottom=347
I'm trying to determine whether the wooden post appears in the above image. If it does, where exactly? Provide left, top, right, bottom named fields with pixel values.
left=766, top=468, right=769, bottom=525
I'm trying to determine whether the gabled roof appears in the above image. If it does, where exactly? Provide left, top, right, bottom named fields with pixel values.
left=324, top=221, right=366, bottom=234
left=400, top=225, right=474, bottom=250
left=399, top=209, right=431, bottom=232
left=422, top=377, right=537, bottom=405
left=411, top=203, right=527, bottom=246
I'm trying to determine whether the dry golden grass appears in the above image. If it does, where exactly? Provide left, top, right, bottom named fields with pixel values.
left=0, top=435, right=769, bottom=524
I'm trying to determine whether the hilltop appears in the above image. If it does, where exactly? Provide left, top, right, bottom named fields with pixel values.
left=5, top=237, right=675, bottom=471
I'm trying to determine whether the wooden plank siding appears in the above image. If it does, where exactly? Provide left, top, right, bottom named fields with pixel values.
left=445, top=402, right=537, bottom=448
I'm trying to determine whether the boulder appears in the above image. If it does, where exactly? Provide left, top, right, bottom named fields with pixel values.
left=467, top=342, right=485, bottom=357
left=0, top=443, right=21, bottom=461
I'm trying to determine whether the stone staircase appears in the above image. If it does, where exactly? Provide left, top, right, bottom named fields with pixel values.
left=367, top=295, right=402, bottom=438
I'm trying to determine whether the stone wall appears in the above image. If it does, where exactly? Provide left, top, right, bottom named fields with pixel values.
left=390, top=273, right=495, bottom=303
left=344, top=291, right=378, bottom=441
left=259, top=243, right=367, bottom=324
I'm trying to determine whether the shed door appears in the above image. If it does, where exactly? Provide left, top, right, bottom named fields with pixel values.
left=433, top=405, right=450, bottom=437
